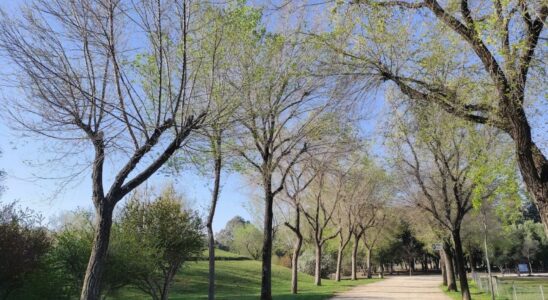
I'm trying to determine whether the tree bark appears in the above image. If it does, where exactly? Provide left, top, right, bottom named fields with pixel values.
left=409, top=259, right=413, bottom=276
left=207, top=145, right=222, bottom=300
left=508, top=107, right=548, bottom=236
left=441, top=254, right=447, bottom=286
left=452, top=230, right=471, bottom=300
left=260, top=178, right=274, bottom=300
left=160, top=270, right=176, bottom=300
left=335, top=245, right=344, bottom=282
left=351, top=238, right=359, bottom=280
left=366, top=248, right=372, bottom=279
left=286, top=204, right=303, bottom=294
left=80, top=201, right=114, bottom=300
left=291, top=234, right=302, bottom=294
left=314, top=243, right=322, bottom=286
left=335, top=231, right=351, bottom=282
left=443, top=242, right=457, bottom=292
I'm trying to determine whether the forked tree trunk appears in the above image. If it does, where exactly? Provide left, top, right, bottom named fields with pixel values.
left=160, top=267, right=178, bottom=300
left=260, top=178, right=274, bottom=300
left=207, top=147, right=222, bottom=300
left=335, top=232, right=351, bottom=282
left=452, top=230, right=471, bottom=300
left=443, top=242, right=457, bottom=292
left=314, top=243, right=322, bottom=286
left=286, top=205, right=303, bottom=294
left=291, top=234, right=303, bottom=294
left=80, top=202, right=114, bottom=300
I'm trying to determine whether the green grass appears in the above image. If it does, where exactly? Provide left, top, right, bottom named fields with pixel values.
left=495, top=277, right=548, bottom=300
left=199, top=248, right=251, bottom=260
left=114, top=259, right=380, bottom=300
left=441, top=277, right=548, bottom=300
left=441, top=280, right=493, bottom=300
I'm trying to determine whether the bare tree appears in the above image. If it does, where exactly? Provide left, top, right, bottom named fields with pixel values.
left=0, top=1, right=212, bottom=299
left=280, top=162, right=316, bottom=294
left=301, top=161, right=342, bottom=286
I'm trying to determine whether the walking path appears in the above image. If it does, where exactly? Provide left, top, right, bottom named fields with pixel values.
left=330, top=275, right=452, bottom=299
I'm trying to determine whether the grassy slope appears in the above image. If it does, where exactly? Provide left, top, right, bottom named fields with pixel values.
left=115, top=260, right=380, bottom=300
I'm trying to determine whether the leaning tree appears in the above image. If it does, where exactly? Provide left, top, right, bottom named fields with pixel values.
left=325, top=0, right=547, bottom=234
left=0, top=1, right=215, bottom=299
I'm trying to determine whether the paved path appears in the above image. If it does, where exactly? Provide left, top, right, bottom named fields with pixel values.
left=330, top=275, right=452, bottom=300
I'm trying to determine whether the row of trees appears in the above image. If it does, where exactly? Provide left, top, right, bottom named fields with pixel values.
left=0, top=185, right=204, bottom=300
left=0, top=0, right=545, bottom=299
left=0, top=1, right=350, bottom=299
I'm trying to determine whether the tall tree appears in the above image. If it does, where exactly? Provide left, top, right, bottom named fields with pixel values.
left=232, top=25, right=340, bottom=299
left=169, top=4, right=260, bottom=299
left=0, top=1, right=213, bottom=298
left=329, top=0, right=547, bottom=234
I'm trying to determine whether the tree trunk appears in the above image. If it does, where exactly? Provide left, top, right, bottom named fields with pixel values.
left=80, top=202, right=114, bottom=300
left=260, top=180, right=274, bottom=300
left=441, top=254, right=447, bottom=286
left=528, top=255, right=533, bottom=276
left=452, top=230, right=471, bottom=300
left=409, top=259, right=413, bottom=276
left=351, top=238, right=359, bottom=280
left=160, top=270, right=177, bottom=300
left=335, top=231, right=351, bottom=282
left=314, top=243, right=322, bottom=286
left=366, top=248, right=372, bottom=279
left=207, top=148, right=222, bottom=300
left=335, top=245, right=344, bottom=281
left=443, top=242, right=457, bottom=292
left=508, top=109, right=548, bottom=237
left=291, top=233, right=302, bottom=294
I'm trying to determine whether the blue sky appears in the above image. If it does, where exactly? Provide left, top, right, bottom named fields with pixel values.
left=0, top=120, right=252, bottom=232
left=0, top=0, right=545, bottom=233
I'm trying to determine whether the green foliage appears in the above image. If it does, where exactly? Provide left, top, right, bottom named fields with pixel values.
left=231, top=223, right=263, bottom=259
left=216, top=216, right=250, bottom=250
left=49, top=211, right=145, bottom=298
left=0, top=202, right=51, bottom=300
left=120, top=186, right=206, bottom=299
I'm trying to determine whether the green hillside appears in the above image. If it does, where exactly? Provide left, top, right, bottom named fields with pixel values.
left=115, top=258, right=379, bottom=300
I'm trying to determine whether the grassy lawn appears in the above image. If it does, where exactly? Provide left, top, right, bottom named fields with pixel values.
left=495, top=277, right=548, bottom=300
left=441, top=280, right=492, bottom=300
left=113, top=259, right=380, bottom=300
left=198, top=248, right=252, bottom=260
left=441, top=277, right=548, bottom=300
